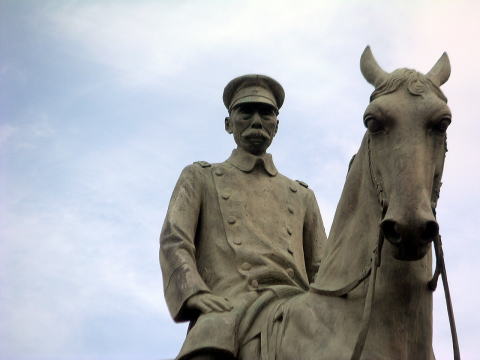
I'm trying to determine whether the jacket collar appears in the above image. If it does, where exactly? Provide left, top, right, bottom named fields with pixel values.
left=226, top=148, right=278, bottom=176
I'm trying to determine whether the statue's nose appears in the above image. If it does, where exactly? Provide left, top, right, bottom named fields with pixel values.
left=250, top=113, right=263, bottom=128
left=381, top=218, right=439, bottom=245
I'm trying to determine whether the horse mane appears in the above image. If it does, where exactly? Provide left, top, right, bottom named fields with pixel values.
left=370, top=68, right=448, bottom=103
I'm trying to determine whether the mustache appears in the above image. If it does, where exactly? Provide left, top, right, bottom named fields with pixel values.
left=242, top=128, right=271, bottom=140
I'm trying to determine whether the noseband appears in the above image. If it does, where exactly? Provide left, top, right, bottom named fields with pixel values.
left=311, top=136, right=460, bottom=360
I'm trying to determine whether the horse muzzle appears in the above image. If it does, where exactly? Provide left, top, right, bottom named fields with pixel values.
left=380, top=217, right=439, bottom=261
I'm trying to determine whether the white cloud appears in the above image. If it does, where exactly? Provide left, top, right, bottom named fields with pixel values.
left=48, top=1, right=341, bottom=87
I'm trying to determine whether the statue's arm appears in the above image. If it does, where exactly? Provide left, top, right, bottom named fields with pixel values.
left=159, top=164, right=211, bottom=322
left=303, top=189, right=327, bottom=283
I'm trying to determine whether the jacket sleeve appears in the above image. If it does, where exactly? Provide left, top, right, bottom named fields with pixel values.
left=303, top=189, right=327, bottom=284
left=160, top=164, right=211, bottom=322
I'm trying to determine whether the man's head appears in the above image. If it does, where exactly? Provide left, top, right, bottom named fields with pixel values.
left=223, top=74, right=285, bottom=155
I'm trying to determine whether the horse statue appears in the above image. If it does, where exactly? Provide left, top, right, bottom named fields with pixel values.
left=240, top=47, right=458, bottom=360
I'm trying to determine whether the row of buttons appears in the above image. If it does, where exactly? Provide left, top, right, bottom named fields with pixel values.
left=219, top=165, right=237, bottom=245
left=217, top=167, right=233, bottom=241
left=216, top=165, right=296, bottom=250
left=226, top=217, right=293, bottom=245
left=224, top=218, right=295, bottom=248
left=216, top=168, right=238, bottom=244
left=287, top=184, right=296, bottom=252
left=214, top=166, right=298, bottom=287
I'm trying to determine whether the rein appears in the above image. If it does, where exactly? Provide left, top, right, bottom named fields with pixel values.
left=310, top=136, right=460, bottom=360
left=428, top=235, right=461, bottom=360
left=310, top=218, right=384, bottom=360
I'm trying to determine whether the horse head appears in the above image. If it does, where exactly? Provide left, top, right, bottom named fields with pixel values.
left=360, top=46, right=451, bottom=261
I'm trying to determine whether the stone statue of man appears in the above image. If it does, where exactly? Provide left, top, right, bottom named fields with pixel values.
left=160, top=74, right=327, bottom=360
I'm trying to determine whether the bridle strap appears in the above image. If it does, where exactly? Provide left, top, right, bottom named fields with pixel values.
left=369, top=133, right=460, bottom=359
left=428, top=235, right=461, bottom=360
left=350, top=231, right=384, bottom=360
left=311, top=135, right=460, bottom=360
left=311, top=136, right=387, bottom=359
left=367, top=136, right=387, bottom=209
left=310, top=266, right=372, bottom=298
left=348, top=136, right=386, bottom=359
left=310, top=229, right=384, bottom=360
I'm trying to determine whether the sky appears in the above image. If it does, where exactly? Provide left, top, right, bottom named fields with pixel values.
left=1, top=0, right=479, bottom=359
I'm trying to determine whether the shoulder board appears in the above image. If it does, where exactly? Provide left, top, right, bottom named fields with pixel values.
left=194, top=161, right=211, bottom=168
left=296, top=180, right=309, bottom=188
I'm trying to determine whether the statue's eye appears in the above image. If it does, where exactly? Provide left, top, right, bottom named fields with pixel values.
left=433, top=117, right=451, bottom=133
left=236, top=104, right=254, bottom=117
left=365, top=117, right=384, bottom=133
left=259, top=108, right=276, bottom=117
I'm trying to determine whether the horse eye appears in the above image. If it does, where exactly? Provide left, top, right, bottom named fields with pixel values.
left=365, top=117, right=384, bottom=133
left=433, top=117, right=451, bottom=133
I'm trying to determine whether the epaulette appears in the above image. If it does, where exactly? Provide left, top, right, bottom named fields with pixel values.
left=194, top=161, right=211, bottom=168
left=296, top=180, right=308, bottom=188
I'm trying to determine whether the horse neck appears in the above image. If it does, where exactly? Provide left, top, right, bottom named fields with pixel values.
left=314, top=134, right=380, bottom=289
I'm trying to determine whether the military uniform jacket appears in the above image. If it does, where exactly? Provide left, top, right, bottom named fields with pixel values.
left=160, top=148, right=327, bottom=356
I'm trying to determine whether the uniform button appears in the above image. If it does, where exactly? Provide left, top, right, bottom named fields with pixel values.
left=227, top=217, right=236, bottom=225
left=215, top=168, right=224, bottom=176
left=289, top=185, right=297, bottom=193
left=222, top=193, right=230, bottom=200
left=233, top=238, right=242, bottom=245
left=251, top=279, right=259, bottom=289
left=240, top=262, right=252, bottom=271
left=286, top=268, right=295, bottom=278
left=287, top=227, right=292, bottom=236
left=288, top=206, right=294, bottom=214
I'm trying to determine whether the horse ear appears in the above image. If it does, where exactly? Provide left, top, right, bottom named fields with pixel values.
left=426, top=52, right=451, bottom=86
left=360, top=46, right=388, bottom=88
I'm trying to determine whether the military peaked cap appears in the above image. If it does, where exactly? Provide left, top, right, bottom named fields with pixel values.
left=223, top=74, right=285, bottom=112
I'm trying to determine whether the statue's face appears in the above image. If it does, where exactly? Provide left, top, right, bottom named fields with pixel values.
left=225, top=102, right=279, bottom=155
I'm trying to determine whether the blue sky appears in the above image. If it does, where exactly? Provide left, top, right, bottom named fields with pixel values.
left=1, top=1, right=479, bottom=359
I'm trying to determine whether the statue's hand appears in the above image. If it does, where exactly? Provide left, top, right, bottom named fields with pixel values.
left=186, top=293, right=233, bottom=314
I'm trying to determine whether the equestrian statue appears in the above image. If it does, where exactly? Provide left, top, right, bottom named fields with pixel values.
left=160, top=47, right=459, bottom=360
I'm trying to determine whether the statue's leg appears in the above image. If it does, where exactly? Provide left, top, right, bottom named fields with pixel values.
left=238, top=335, right=261, bottom=360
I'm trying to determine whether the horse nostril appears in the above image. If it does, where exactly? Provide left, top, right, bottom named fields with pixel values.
left=421, top=220, right=439, bottom=242
left=381, top=220, right=402, bottom=244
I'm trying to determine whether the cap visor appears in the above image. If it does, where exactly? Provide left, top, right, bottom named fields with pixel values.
left=230, top=95, right=278, bottom=110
